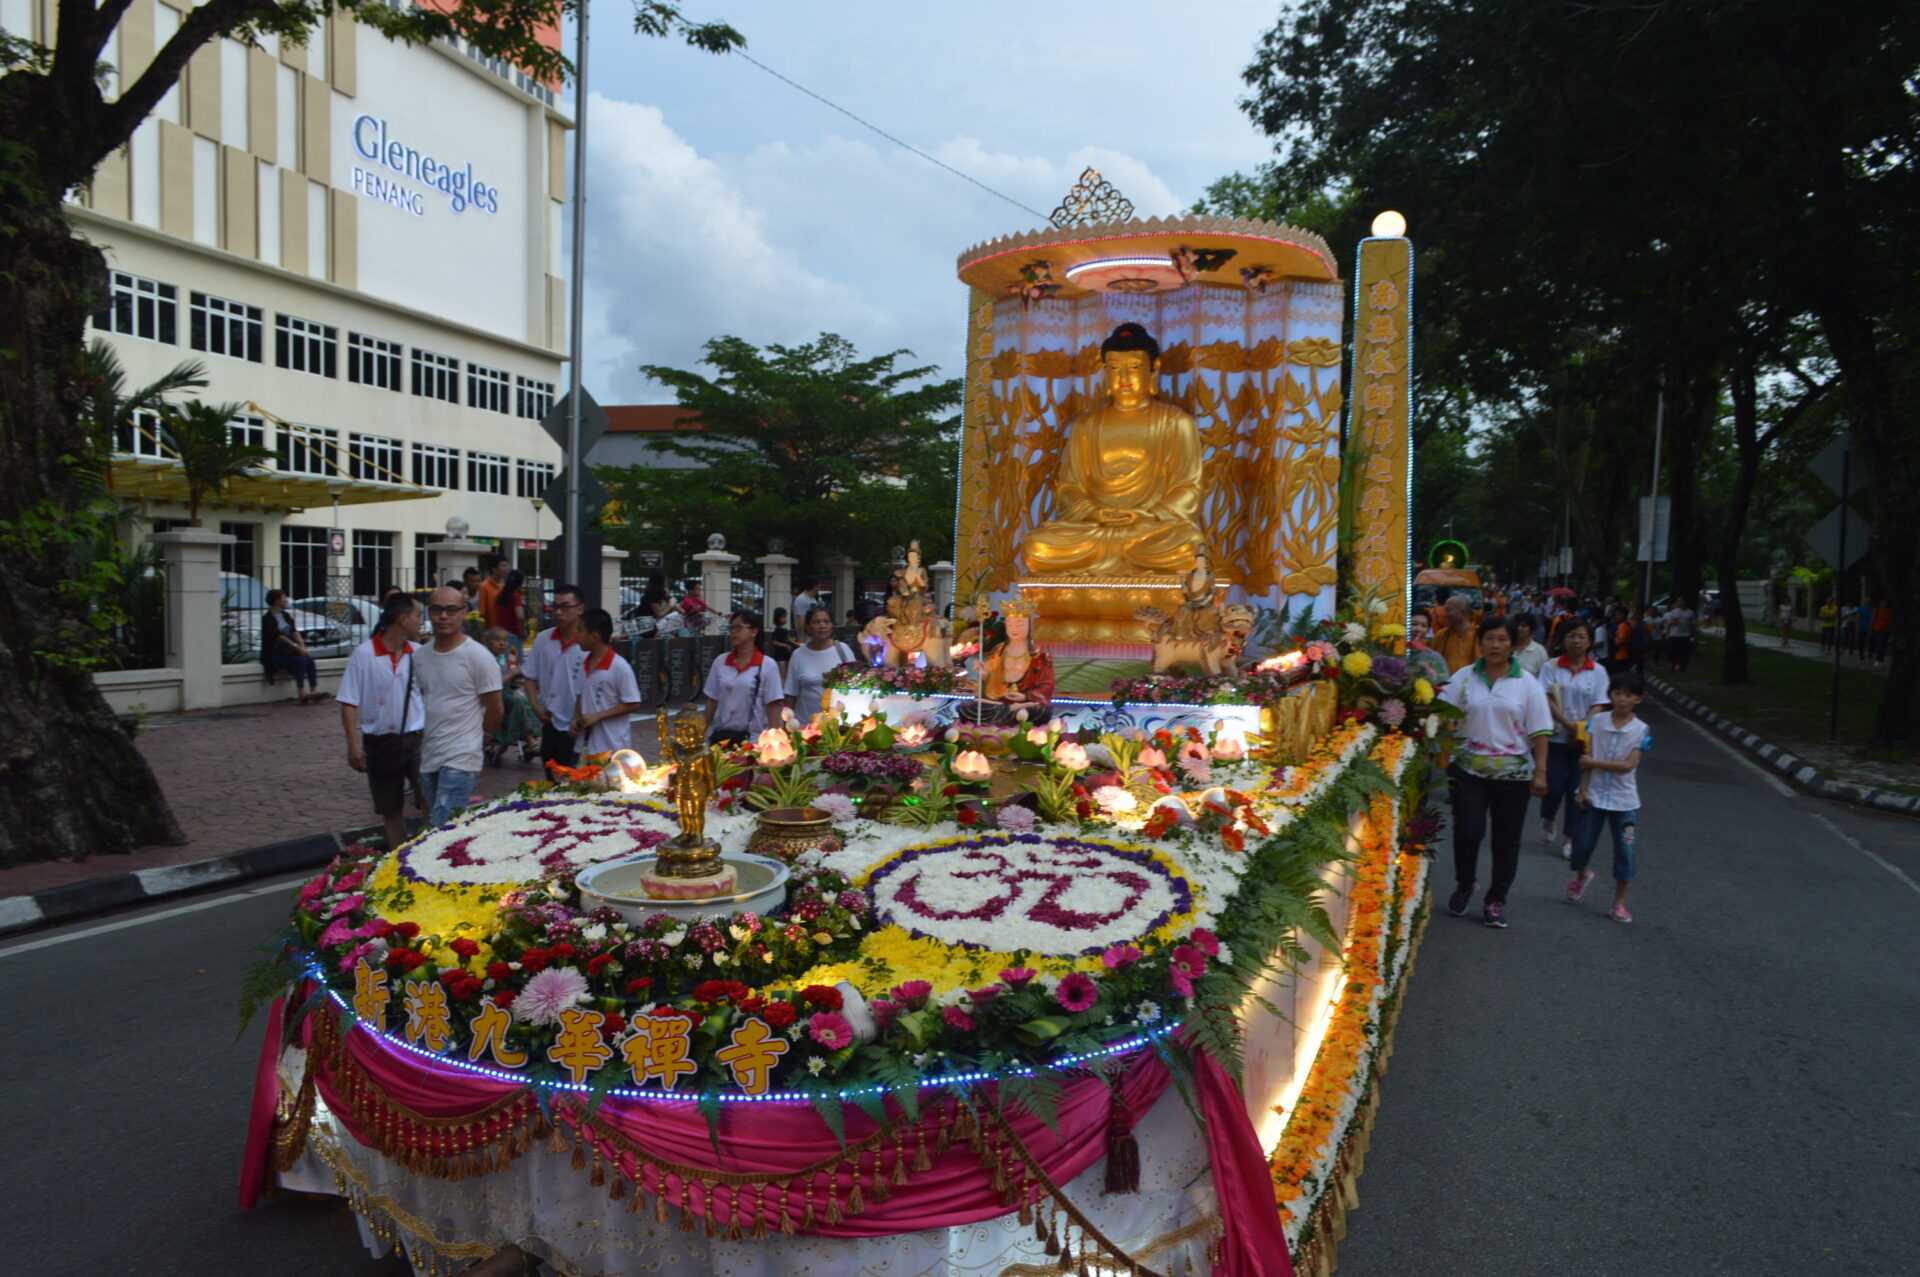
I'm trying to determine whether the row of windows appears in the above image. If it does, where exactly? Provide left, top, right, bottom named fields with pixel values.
left=91, top=270, right=556, bottom=413
left=109, top=405, right=555, bottom=496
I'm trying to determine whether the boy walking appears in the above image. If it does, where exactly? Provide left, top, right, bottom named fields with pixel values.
left=573, top=608, right=644, bottom=756
left=1567, top=669, right=1653, bottom=923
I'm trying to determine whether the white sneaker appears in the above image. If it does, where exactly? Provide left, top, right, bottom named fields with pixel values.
left=1539, top=822, right=1556, bottom=847
left=1559, top=838, right=1573, bottom=861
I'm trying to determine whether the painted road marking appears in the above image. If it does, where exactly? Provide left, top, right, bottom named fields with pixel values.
left=1807, top=811, right=1920, bottom=903
left=0, top=874, right=306, bottom=959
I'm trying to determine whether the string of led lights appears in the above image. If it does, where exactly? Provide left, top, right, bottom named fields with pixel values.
left=314, top=965, right=1179, bottom=1103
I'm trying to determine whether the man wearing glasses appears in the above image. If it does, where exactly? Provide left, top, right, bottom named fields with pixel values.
left=524, top=582, right=590, bottom=767
left=413, top=586, right=504, bottom=826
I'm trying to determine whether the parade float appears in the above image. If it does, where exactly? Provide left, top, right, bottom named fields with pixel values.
left=242, top=175, right=1430, bottom=1277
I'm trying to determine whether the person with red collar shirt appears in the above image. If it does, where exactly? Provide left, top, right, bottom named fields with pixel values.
left=524, top=582, right=590, bottom=768
left=574, top=608, right=643, bottom=756
left=337, top=594, right=427, bottom=848
left=1538, top=620, right=1609, bottom=859
left=702, top=610, right=787, bottom=745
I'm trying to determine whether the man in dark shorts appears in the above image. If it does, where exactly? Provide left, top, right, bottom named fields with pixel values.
left=338, top=594, right=427, bottom=847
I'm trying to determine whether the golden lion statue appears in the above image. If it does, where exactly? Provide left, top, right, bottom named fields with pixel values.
left=1135, top=602, right=1256, bottom=677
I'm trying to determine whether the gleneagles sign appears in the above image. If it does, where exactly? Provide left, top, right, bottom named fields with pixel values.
left=349, top=114, right=501, bottom=217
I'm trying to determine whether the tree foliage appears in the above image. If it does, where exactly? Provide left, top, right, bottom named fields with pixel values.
left=1227, top=0, right=1920, bottom=736
left=600, top=334, right=962, bottom=580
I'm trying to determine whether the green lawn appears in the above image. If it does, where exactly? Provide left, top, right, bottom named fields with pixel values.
left=1660, top=635, right=1916, bottom=773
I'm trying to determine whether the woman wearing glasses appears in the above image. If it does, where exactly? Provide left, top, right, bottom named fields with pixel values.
left=702, top=611, right=787, bottom=744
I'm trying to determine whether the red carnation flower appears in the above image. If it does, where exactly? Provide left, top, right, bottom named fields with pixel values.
left=624, top=977, right=654, bottom=996
left=801, top=984, right=844, bottom=1011
left=486, top=962, right=513, bottom=982
left=548, top=942, right=575, bottom=960
left=448, top=937, right=481, bottom=958
left=391, top=921, right=421, bottom=940
left=764, top=1002, right=798, bottom=1029
left=957, top=806, right=980, bottom=826
left=492, top=990, right=516, bottom=1009
left=518, top=948, right=550, bottom=973
left=587, top=952, right=614, bottom=976
left=601, top=1011, right=626, bottom=1038
left=738, top=995, right=767, bottom=1015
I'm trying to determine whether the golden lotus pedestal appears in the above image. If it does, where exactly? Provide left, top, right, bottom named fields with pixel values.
left=1015, top=576, right=1230, bottom=646
left=639, top=837, right=736, bottom=900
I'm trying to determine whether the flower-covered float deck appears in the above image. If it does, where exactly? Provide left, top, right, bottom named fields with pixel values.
left=243, top=705, right=1437, bottom=1277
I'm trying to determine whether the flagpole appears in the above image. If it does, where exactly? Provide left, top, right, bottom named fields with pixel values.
left=564, top=0, right=592, bottom=587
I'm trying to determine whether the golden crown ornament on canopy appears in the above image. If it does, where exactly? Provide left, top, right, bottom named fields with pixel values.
left=953, top=194, right=1349, bottom=649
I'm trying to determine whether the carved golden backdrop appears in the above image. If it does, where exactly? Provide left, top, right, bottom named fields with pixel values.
left=954, top=281, right=1345, bottom=620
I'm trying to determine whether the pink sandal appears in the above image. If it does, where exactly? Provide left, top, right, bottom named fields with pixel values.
left=1565, top=870, right=1594, bottom=903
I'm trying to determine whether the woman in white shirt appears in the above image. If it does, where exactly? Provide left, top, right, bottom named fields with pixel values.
left=785, top=606, right=856, bottom=725
left=1439, top=615, right=1553, bottom=930
left=702, top=611, right=787, bottom=744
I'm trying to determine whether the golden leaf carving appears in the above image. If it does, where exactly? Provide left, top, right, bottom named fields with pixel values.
left=1196, top=343, right=1249, bottom=373
left=989, top=348, right=1023, bottom=380
left=1024, top=349, right=1076, bottom=380
left=1287, top=337, right=1342, bottom=368
left=1156, top=343, right=1193, bottom=376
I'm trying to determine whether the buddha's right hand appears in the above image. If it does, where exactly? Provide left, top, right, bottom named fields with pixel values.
left=1096, top=507, right=1138, bottom=525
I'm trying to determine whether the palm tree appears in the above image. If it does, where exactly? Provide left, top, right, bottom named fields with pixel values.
left=77, top=339, right=209, bottom=480
left=159, top=400, right=274, bottom=525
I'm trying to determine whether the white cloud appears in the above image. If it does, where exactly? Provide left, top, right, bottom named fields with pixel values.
left=579, top=97, right=1194, bottom=405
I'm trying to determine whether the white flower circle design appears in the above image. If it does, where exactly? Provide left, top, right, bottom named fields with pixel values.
left=863, top=834, right=1195, bottom=956
left=398, top=797, right=680, bottom=886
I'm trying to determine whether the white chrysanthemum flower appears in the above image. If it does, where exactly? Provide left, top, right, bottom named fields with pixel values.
left=1135, top=1000, right=1163, bottom=1025
left=807, top=1056, right=827, bottom=1076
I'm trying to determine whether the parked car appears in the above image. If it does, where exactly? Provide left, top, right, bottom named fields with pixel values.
left=221, top=574, right=351, bottom=661
left=293, top=595, right=381, bottom=648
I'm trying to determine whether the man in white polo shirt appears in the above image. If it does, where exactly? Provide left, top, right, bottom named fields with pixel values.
left=338, top=594, right=427, bottom=848
left=524, top=582, right=589, bottom=768
left=574, top=608, right=644, bottom=756
left=413, top=585, right=504, bottom=827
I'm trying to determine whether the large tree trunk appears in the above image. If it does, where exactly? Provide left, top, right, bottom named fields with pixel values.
left=0, top=178, right=185, bottom=864
left=1717, top=354, right=1765, bottom=686
left=1811, top=297, right=1920, bottom=743
left=1663, top=362, right=1722, bottom=609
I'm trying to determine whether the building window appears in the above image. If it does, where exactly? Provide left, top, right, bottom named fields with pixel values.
left=220, top=521, right=259, bottom=578
left=116, top=407, right=169, bottom=458
left=411, top=442, right=460, bottom=490
left=281, top=525, right=331, bottom=601
left=468, top=363, right=511, bottom=414
left=352, top=530, right=395, bottom=598
left=411, top=348, right=460, bottom=403
left=347, top=332, right=403, bottom=390
left=515, top=376, right=556, bottom=421
left=278, top=424, right=339, bottom=476
left=348, top=432, right=405, bottom=483
left=275, top=314, right=338, bottom=377
left=515, top=458, right=557, bottom=499
left=227, top=412, right=269, bottom=454
left=467, top=450, right=510, bottom=495
left=414, top=532, right=444, bottom=590
left=93, top=271, right=178, bottom=344
left=189, top=292, right=264, bottom=362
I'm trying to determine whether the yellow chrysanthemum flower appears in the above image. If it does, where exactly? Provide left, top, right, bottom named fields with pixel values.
left=1340, top=650, right=1372, bottom=678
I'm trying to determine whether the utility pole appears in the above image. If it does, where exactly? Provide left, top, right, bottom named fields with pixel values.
left=1644, top=379, right=1665, bottom=609
left=563, top=0, right=592, bottom=587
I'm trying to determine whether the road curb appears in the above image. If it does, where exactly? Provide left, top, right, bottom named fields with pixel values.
left=1646, top=676, right=1920, bottom=817
left=0, top=825, right=389, bottom=939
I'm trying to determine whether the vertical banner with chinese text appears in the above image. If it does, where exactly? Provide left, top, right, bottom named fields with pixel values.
left=1347, top=238, right=1414, bottom=633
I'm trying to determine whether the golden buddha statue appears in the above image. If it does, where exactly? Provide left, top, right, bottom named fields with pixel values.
left=1019, top=323, right=1206, bottom=575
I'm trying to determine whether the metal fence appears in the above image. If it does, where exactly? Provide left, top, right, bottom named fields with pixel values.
left=220, top=564, right=362, bottom=667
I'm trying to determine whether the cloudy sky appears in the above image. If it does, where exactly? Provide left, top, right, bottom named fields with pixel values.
left=564, top=1, right=1287, bottom=404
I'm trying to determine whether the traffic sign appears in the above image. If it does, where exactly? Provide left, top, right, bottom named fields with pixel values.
left=1809, top=433, right=1854, bottom=498
left=1635, top=496, right=1670, bottom=564
left=541, top=467, right=611, bottom=527
left=1805, top=505, right=1871, bottom=572
left=539, top=387, right=610, bottom=456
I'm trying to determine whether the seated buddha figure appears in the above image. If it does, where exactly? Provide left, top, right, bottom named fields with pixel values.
left=1019, top=323, right=1206, bottom=575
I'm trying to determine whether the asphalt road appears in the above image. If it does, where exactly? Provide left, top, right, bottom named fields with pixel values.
left=1338, top=700, right=1920, bottom=1276
left=3, top=699, right=1915, bottom=1275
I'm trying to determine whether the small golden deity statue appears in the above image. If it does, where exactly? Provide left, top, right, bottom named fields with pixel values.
left=652, top=708, right=723, bottom=878
left=894, top=540, right=930, bottom=598
left=1018, top=323, right=1207, bottom=575
left=1171, top=547, right=1218, bottom=641
left=963, top=597, right=1054, bottom=724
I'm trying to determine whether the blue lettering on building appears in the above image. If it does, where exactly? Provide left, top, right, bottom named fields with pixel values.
left=350, top=114, right=501, bottom=215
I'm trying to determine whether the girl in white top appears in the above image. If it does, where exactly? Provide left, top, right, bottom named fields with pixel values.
left=702, top=610, right=787, bottom=743
left=1569, top=669, right=1653, bottom=923
left=785, top=605, right=856, bottom=724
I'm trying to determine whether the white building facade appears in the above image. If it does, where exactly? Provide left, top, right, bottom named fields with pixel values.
left=5, top=0, right=573, bottom=596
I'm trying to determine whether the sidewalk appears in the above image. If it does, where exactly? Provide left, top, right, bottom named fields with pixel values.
left=0, top=698, right=662, bottom=903
left=1698, top=625, right=1886, bottom=673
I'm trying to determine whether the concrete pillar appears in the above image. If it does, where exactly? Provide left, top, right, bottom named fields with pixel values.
left=601, top=546, right=630, bottom=616
left=693, top=533, right=740, bottom=618
left=824, top=554, right=858, bottom=626
left=433, top=539, right=495, bottom=586
left=152, top=528, right=234, bottom=711
left=929, top=560, right=956, bottom=618
left=758, top=552, right=798, bottom=624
